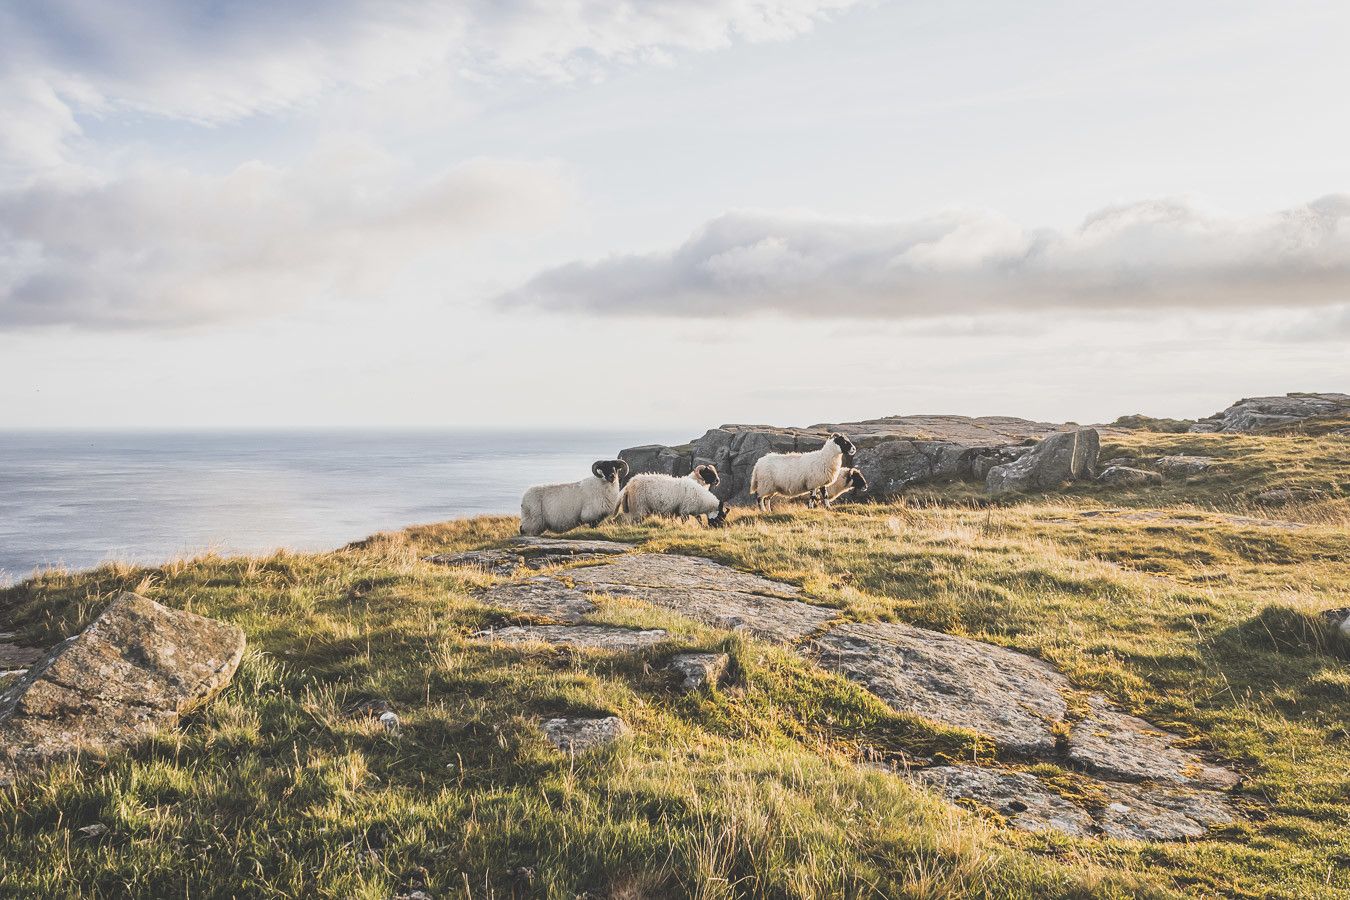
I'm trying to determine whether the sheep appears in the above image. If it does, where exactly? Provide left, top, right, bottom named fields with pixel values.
left=749, top=433, right=856, bottom=512
left=807, top=467, right=869, bottom=508
left=519, top=459, right=628, bottom=536
left=618, top=464, right=728, bottom=526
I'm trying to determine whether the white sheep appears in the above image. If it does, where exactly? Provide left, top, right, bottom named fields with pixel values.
left=750, top=433, right=856, bottom=512
left=618, top=464, right=728, bottom=526
left=519, top=459, right=628, bottom=536
left=807, top=467, right=869, bottom=508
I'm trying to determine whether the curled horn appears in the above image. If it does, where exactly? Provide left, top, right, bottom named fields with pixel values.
left=616, top=459, right=629, bottom=479
left=592, top=460, right=606, bottom=479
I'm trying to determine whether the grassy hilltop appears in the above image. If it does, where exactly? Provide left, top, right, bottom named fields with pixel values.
left=1, top=428, right=1348, bottom=899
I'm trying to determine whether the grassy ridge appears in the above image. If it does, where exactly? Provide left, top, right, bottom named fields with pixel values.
left=1, top=431, right=1347, bottom=898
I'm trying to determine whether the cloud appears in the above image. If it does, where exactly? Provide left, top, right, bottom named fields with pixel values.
left=498, top=196, right=1350, bottom=319
left=0, top=153, right=572, bottom=329
left=0, top=0, right=857, bottom=181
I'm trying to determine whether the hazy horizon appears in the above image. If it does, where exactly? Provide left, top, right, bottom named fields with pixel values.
left=2, top=2, right=1347, bottom=428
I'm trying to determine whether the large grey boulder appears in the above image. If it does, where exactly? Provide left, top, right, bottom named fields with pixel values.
left=1190, top=392, right=1350, bottom=432
left=0, top=592, right=245, bottom=785
left=985, top=428, right=1100, bottom=496
left=620, top=415, right=1085, bottom=505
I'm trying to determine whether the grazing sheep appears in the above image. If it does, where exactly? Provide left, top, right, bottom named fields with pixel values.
left=619, top=465, right=728, bottom=526
left=807, top=467, right=869, bottom=508
left=520, top=459, right=628, bottom=536
left=750, top=433, right=856, bottom=512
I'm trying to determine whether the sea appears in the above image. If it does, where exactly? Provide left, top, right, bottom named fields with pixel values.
left=0, top=429, right=685, bottom=585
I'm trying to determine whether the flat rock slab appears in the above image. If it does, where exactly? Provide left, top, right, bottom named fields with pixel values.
left=566, top=554, right=802, bottom=599
left=540, top=716, right=629, bottom=753
left=1096, top=781, right=1234, bottom=841
left=428, top=537, right=632, bottom=576
left=915, top=766, right=1093, bottom=837
left=0, top=592, right=245, bottom=785
left=1067, top=699, right=1239, bottom=789
left=0, top=643, right=44, bottom=670
left=916, top=765, right=1234, bottom=841
left=479, top=625, right=668, bottom=652
left=668, top=652, right=730, bottom=691
left=565, top=554, right=832, bottom=644
left=810, top=622, right=1069, bottom=756
left=478, top=577, right=599, bottom=623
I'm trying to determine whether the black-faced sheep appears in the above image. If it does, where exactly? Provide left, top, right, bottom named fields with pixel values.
left=749, top=433, right=856, bottom=512
left=618, top=464, right=728, bottom=526
left=519, top=459, right=628, bottom=536
left=806, top=467, right=868, bottom=508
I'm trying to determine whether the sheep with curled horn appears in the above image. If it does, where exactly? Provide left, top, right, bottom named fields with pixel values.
left=806, top=467, right=868, bottom=508
left=749, top=433, right=856, bottom=512
left=618, top=464, right=729, bottom=526
left=519, top=459, right=628, bottom=536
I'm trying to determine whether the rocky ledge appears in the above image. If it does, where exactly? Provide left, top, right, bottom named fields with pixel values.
left=1189, top=392, right=1350, bottom=433
left=620, top=415, right=1101, bottom=504
left=446, top=538, right=1242, bottom=841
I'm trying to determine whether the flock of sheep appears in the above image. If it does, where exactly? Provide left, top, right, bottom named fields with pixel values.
left=519, top=432, right=868, bottom=536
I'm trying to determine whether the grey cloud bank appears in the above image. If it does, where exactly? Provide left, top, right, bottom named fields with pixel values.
left=0, top=156, right=571, bottom=329
left=499, top=196, right=1350, bottom=319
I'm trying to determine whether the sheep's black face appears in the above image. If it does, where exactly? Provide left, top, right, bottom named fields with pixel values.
left=697, top=465, right=720, bottom=487
left=592, top=459, right=628, bottom=482
left=831, top=433, right=857, bottom=458
left=849, top=470, right=869, bottom=495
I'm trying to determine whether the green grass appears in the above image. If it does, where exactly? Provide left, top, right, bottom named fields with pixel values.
left=2, top=431, right=1348, bottom=898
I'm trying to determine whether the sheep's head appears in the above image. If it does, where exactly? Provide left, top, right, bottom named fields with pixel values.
left=847, top=468, right=869, bottom=496
left=830, top=433, right=857, bottom=460
left=708, top=500, right=731, bottom=528
left=592, top=459, right=629, bottom=482
left=693, top=464, right=720, bottom=488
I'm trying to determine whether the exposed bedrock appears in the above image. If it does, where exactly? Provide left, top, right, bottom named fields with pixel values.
left=620, top=415, right=1096, bottom=505
left=471, top=545, right=1240, bottom=840
left=1189, top=392, right=1350, bottom=432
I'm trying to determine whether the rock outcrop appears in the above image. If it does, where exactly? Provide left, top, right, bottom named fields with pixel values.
left=0, top=592, right=245, bottom=785
left=620, top=415, right=1088, bottom=505
left=985, top=428, right=1100, bottom=496
left=468, top=540, right=1240, bottom=841
left=1190, top=392, right=1350, bottom=432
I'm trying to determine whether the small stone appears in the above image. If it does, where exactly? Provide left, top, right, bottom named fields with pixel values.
left=668, top=652, right=729, bottom=691
left=1320, top=608, right=1350, bottom=636
left=77, top=823, right=109, bottom=838
left=540, top=716, right=629, bottom=753
left=379, top=711, right=401, bottom=735
left=1255, top=487, right=1322, bottom=505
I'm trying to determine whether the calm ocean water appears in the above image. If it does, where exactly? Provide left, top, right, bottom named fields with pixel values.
left=0, top=429, right=683, bottom=584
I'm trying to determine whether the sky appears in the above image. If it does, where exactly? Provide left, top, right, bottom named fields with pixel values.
left=1, top=0, right=1347, bottom=431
